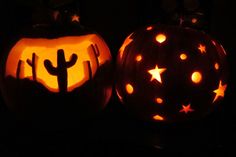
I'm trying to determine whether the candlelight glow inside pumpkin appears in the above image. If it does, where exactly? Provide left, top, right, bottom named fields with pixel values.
left=5, top=35, right=110, bottom=92
left=116, top=24, right=228, bottom=122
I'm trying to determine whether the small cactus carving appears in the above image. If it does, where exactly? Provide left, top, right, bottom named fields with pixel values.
left=44, top=49, right=78, bottom=93
left=16, top=60, right=23, bottom=79
left=27, top=53, right=38, bottom=81
left=90, top=44, right=100, bottom=68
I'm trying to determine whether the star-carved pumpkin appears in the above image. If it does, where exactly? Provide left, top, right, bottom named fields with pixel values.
left=0, top=26, right=113, bottom=120
left=115, top=24, right=228, bottom=123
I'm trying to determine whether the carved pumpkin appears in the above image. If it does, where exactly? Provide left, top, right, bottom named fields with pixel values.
left=0, top=23, right=113, bottom=121
left=115, top=24, right=228, bottom=123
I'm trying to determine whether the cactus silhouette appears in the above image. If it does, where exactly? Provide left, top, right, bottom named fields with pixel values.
left=90, top=44, right=100, bottom=68
left=44, top=49, right=78, bottom=93
left=26, top=53, right=38, bottom=81
left=16, top=60, right=23, bottom=79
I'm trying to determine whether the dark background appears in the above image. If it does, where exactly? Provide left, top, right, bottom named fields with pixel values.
left=0, top=0, right=236, bottom=156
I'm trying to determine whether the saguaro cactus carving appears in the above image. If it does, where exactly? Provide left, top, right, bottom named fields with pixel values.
left=16, top=60, right=23, bottom=79
left=44, top=49, right=78, bottom=93
left=26, top=53, right=38, bottom=81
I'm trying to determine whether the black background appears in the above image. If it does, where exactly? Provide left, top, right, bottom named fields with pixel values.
left=0, top=0, right=236, bottom=156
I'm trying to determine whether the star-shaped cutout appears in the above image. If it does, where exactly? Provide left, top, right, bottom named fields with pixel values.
left=119, top=34, right=133, bottom=59
left=179, top=104, right=194, bottom=114
left=148, top=65, right=166, bottom=84
left=198, top=44, right=206, bottom=54
left=213, top=80, right=227, bottom=103
left=71, top=14, right=80, bottom=22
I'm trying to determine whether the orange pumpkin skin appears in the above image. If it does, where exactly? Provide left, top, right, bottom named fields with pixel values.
left=0, top=25, right=113, bottom=122
left=115, top=24, right=228, bottom=123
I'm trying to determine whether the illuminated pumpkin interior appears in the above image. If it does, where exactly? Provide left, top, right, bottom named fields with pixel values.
left=155, top=33, right=166, bottom=43
left=119, top=33, right=133, bottom=59
left=6, top=35, right=111, bottom=92
left=153, top=114, right=164, bottom=121
left=179, top=104, right=194, bottom=114
left=135, top=54, right=142, bottom=62
left=198, top=44, right=206, bottom=54
left=214, top=63, right=219, bottom=70
left=155, top=97, right=163, bottom=104
left=191, top=71, right=202, bottom=84
left=71, top=14, right=80, bottom=22
left=146, top=26, right=153, bottom=31
left=213, top=80, right=227, bottom=102
left=180, top=53, right=188, bottom=60
left=126, top=83, right=134, bottom=94
left=148, top=65, right=166, bottom=84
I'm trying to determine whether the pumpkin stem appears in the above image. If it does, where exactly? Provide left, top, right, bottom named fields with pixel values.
left=44, top=49, right=78, bottom=93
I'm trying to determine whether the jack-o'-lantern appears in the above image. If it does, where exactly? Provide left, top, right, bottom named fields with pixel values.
left=115, top=24, right=228, bottom=123
left=0, top=8, right=113, bottom=123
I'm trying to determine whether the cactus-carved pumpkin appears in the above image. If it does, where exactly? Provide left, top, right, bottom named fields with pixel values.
left=5, top=35, right=111, bottom=93
left=0, top=27, right=113, bottom=120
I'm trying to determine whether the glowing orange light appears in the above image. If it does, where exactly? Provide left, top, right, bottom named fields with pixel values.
left=198, top=44, right=206, bottom=54
left=71, top=14, right=80, bottom=22
left=191, top=18, right=198, bottom=24
left=119, top=34, right=133, bottom=59
left=214, top=63, right=219, bottom=70
left=126, top=83, right=134, bottom=94
left=213, top=80, right=227, bottom=103
left=153, top=114, right=164, bottom=121
left=179, top=104, right=194, bottom=114
left=180, top=53, right=188, bottom=60
left=191, top=71, right=202, bottom=84
left=148, top=65, right=166, bottom=84
left=135, top=55, right=142, bottom=62
left=155, top=98, right=163, bottom=104
left=146, top=26, right=153, bottom=31
left=5, top=35, right=111, bottom=92
left=155, top=33, right=166, bottom=43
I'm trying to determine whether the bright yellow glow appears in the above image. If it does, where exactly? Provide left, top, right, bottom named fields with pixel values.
left=126, top=83, right=134, bottom=94
left=179, top=104, right=194, bottom=114
left=146, top=26, right=153, bottom=31
left=180, top=53, right=188, bottom=60
left=155, top=33, right=166, bottom=43
left=214, top=63, right=219, bottom=70
left=155, top=98, right=163, bottom=104
left=135, top=55, right=142, bottom=62
left=6, top=35, right=111, bottom=92
left=198, top=44, right=206, bottom=54
left=119, top=33, right=133, bottom=59
left=153, top=114, right=164, bottom=121
left=213, top=80, right=227, bottom=102
left=191, top=18, right=198, bottom=24
left=71, top=14, right=80, bottom=22
left=191, top=71, right=202, bottom=84
left=148, top=65, right=166, bottom=84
